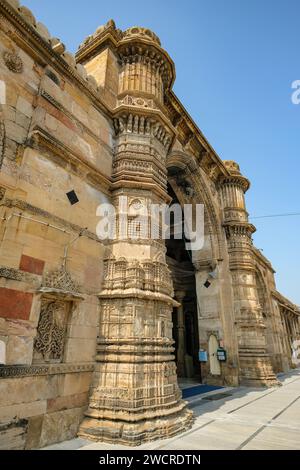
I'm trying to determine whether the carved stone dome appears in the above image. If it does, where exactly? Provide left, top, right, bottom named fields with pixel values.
left=122, top=26, right=161, bottom=46
left=223, top=160, right=241, bottom=175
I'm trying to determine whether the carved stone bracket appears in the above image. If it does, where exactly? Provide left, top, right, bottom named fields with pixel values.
left=113, top=113, right=172, bottom=150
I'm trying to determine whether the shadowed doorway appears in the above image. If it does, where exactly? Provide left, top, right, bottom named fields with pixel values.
left=166, top=184, right=201, bottom=381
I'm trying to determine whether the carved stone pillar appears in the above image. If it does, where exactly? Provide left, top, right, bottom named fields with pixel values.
left=77, top=24, right=193, bottom=445
left=175, top=291, right=186, bottom=377
left=220, top=161, right=277, bottom=386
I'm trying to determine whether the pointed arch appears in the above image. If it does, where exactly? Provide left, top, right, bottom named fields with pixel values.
left=166, top=150, right=226, bottom=266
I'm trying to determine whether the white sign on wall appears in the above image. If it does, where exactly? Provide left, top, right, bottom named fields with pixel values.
left=0, top=80, right=6, bottom=105
left=0, top=340, right=6, bottom=365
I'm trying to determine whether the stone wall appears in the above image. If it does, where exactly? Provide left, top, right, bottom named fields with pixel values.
left=0, top=0, right=110, bottom=448
left=0, top=365, right=93, bottom=449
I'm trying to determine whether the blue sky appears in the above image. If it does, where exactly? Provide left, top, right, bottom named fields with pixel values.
left=24, top=0, right=300, bottom=304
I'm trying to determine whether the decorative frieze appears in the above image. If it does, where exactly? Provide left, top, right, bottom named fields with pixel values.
left=113, top=113, right=172, bottom=150
left=117, top=94, right=158, bottom=110
left=112, top=150, right=168, bottom=191
left=101, top=257, right=173, bottom=297
left=224, top=223, right=256, bottom=241
left=0, top=363, right=94, bottom=379
left=0, top=265, right=41, bottom=284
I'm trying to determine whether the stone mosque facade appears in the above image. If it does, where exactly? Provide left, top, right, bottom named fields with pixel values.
left=0, top=0, right=299, bottom=449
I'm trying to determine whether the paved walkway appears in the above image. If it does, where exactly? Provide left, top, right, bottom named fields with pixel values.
left=44, top=369, right=300, bottom=450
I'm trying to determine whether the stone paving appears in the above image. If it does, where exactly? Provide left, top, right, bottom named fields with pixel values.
left=43, top=369, right=300, bottom=450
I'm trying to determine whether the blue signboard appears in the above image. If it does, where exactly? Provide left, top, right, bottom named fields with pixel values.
left=199, top=350, right=208, bottom=362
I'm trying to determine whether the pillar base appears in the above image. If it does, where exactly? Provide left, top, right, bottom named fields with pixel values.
left=78, top=405, right=193, bottom=447
left=239, top=354, right=280, bottom=387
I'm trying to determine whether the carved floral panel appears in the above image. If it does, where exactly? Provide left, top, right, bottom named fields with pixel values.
left=33, top=299, right=69, bottom=363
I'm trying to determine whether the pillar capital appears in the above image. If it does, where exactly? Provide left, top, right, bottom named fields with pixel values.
left=220, top=160, right=250, bottom=193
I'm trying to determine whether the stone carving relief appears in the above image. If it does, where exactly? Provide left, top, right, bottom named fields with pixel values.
left=34, top=299, right=69, bottom=363
left=113, top=113, right=172, bottom=150
left=122, top=26, right=161, bottom=45
left=118, top=95, right=158, bottom=110
left=2, top=51, right=23, bottom=73
left=101, top=257, right=173, bottom=297
left=42, top=268, right=80, bottom=293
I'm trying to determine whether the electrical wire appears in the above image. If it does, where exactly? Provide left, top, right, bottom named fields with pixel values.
left=250, top=212, right=300, bottom=220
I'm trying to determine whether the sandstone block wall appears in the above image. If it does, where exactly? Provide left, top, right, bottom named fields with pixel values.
left=0, top=0, right=113, bottom=448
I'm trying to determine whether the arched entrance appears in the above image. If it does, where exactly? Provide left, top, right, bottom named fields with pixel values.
left=166, top=183, right=201, bottom=380
left=165, top=150, right=239, bottom=387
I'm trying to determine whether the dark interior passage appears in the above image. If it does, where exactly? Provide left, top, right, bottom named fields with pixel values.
left=166, top=184, right=201, bottom=380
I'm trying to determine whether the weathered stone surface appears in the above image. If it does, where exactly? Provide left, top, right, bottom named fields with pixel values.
left=16, top=96, right=33, bottom=118
left=64, top=338, right=96, bottom=363
left=62, top=372, right=93, bottom=396
left=5, top=334, right=33, bottom=365
left=0, top=400, right=47, bottom=421
left=0, top=419, right=27, bottom=450
left=25, top=415, right=44, bottom=450
left=6, top=0, right=20, bottom=10
left=47, top=392, right=89, bottom=413
left=0, top=375, right=61, bottom=407
left=39, top=407, right=84, bottom=448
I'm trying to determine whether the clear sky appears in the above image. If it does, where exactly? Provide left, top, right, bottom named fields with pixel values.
left=24, top=0, right=300, bottom=304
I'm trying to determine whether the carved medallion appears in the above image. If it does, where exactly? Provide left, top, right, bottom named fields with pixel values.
left=2, top=51, right=23, bottom=73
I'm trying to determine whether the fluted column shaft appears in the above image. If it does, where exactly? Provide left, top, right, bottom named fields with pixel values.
left=220, top=161, right=277, bottom=386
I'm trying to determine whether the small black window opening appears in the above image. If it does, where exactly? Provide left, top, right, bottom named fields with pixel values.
left=46, top=69, right=60, bottom=86
left=66, top=190, right=79, bottom=205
